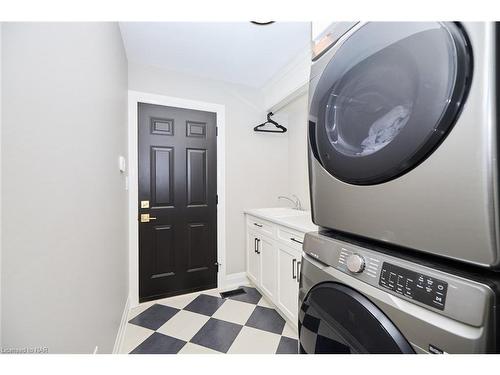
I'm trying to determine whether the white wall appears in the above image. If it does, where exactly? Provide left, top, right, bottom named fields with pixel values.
left=1, top=23, right=129, bottom=353
left=262, top=48, right=310, bottom=111
left=128, top=63, right=289, bottom=275
left=281, top=95, right=310, bottom=210
left=262, top=48, right=311, bottom=211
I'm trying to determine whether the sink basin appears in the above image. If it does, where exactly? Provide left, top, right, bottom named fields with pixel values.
left=278, top=214, right=318, bottom=232
left=250, top=207, right=306, bottom=218
left=245, top=207, right=318, bottom=233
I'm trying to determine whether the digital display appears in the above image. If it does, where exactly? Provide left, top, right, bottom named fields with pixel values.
left=379, top=262, right=448, bottom=310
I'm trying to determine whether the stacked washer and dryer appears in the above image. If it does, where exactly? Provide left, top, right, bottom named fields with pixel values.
left=300, top=22, right=500, bottom=354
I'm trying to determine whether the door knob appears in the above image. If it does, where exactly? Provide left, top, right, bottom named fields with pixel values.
left=140, top=213, right=157, bottom=223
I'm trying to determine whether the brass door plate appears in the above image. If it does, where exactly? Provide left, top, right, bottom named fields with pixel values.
left=141, top=200, right=150, bottom=208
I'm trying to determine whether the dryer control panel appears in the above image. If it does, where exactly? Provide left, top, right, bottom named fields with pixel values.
left=379, top=262, right=448, bottom=310
left=302, top=231, right=490, bottom=327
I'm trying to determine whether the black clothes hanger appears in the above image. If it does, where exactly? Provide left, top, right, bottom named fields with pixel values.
left=253, top=112, right=287, bottom=133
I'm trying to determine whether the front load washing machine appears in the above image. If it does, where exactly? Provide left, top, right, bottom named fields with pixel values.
left=299, top=231, right=500, bottom=353
left=308, top=22, right=500, bottom=268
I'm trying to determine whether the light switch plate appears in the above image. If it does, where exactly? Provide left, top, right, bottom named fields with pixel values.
left=118, top=156, right=126, bottom=173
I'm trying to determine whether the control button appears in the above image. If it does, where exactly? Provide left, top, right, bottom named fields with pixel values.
left=396, top=275, right=404, bottom=287
left=346, top=254, right=365, bottom=274
left=433, top=295, right=444, bottom=305
left=380, top=269, right=387, bottom=281
left=437, top=284, right=444, bottom=291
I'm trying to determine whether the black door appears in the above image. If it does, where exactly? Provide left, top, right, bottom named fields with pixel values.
left=309, top=22, right=472, bottom=185
left=138, top=103, right=217, bottom=302
left=299, top=282, right=415, bottom=354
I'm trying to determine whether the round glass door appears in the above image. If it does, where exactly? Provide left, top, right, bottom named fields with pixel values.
left=299, top=282, right=415, bottom=354
left=309, top=22, right=472, bottom=185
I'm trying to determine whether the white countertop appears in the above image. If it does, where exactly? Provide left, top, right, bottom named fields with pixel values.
left=244, top=207, right=318, bottom=233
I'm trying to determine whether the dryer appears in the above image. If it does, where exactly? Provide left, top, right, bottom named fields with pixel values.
left=308, top=22, right=500, bottom=268
left=299, top=231, right=500, bottom=353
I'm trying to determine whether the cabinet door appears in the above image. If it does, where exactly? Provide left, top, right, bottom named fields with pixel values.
left=246, top=230, right=260, bottom=285
left=277, top=245, right=300, bottom=324
left=259, top=236, right=277, bottom=300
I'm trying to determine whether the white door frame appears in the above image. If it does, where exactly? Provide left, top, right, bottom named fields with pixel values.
left=128, top=90, right=226, bottom=307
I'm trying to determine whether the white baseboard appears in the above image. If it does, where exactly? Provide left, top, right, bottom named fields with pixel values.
left=126, top=273, right=249, bottom=311
left=112, top=296, right=130, bottom=354
left=221, top=272, right=249, bottom=291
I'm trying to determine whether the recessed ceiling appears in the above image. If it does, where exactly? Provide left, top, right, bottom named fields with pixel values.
left=119, top=22, right=311, bottom=88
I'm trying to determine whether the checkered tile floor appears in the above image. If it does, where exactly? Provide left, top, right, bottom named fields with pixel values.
left=120, top=286, right=298, bottom=354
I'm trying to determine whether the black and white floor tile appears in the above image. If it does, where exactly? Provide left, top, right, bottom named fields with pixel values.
left=120, top=286, right=298, bottom=354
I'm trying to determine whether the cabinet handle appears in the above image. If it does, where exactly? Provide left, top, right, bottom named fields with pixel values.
left=292, top=258, right=297, bottom=279
left=290, top=237, right=303, bottom=245
left=253, top=222, right=263, bottom=228
left=254, top=238, right=258, bottom=253
left=256, top=238, right=261, bottom=254
left=296, top=261, right=301, bottom=283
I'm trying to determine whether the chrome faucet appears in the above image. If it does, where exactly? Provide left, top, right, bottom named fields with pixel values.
left=278, top=195, right=303, bottom=211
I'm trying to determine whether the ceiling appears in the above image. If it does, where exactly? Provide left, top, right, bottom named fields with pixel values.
left=119, top=22, right=311, bottom=88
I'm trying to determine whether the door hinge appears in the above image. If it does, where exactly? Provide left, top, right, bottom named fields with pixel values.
left=216, top=194, right=218, bottom=205
left=214, top=262, right=221, bottom=272
left=216, top=126, right=218, bottom=136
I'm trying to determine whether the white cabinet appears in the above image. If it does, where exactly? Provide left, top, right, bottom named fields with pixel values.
left=277, top=245, right=300, bottom=323
left=245, top=213, right=310, bottom=329
left=259, top=236, right=277, bottom=300
left=246, top=230, right=260, bottom=285
left=246, top=228, right=277, bottom=301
